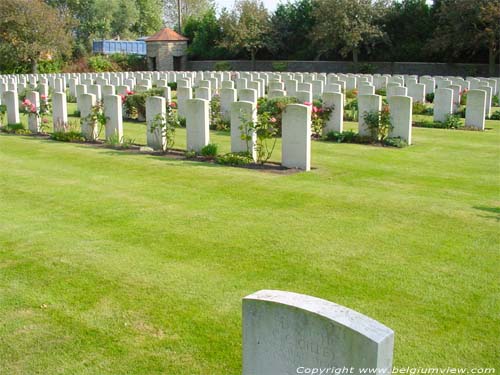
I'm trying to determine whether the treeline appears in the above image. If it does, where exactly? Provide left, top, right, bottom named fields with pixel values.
left=0, top=0, right=498, bottom=74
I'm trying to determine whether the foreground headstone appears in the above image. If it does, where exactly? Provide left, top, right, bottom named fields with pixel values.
left=243, top=290, right=394, bottom=375
left=146, top=96, right=166, bottom=151
left=80, top=93, right=98, bottom=140
left=186, top=98, right=209, bottom=152
left=103, top=94, right=123, bottom=141
left=358, top=94, right=382, bottom=136
left=465, top=89, right=486, bottom=130
left=26, top=91, right=41, bottom=133
left=433, top=88, right=453, bottom=123
left=52, top=92, right=68, bottom=132
left=3, top=91, right=20, bottom=125
left=231, top=101, right=257, bottom=161
left=282, top=104, right=311, bottom=171
left=388, top=95, right=413, bottom=144
left=322, top=92, right=343, bottom=134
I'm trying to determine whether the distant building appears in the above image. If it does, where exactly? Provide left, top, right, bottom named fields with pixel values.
left=145, top=28, right=189, bottom=71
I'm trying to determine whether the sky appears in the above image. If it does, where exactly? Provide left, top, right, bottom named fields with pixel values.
left=214, top=0, right=282, bottom=12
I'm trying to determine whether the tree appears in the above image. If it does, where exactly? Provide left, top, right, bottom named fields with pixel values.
left=311, top=0, right=388, bottom=66
left=269, top=0, right=316, bottom=60
left=163, top=0, right=215, bottom=30
left=219, top=0, right=270, bottom=69
left=382, top=0, right=435, bottom=62
left=431, top=0, right=500, bottom=75
left=132, top=0, right=164, bottom=36
left=0, top=0, right=73, bottom=73
left=183, top=9, right=232, bottom=60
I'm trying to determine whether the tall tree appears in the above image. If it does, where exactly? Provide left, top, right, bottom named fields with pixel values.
left=382, top=0, right=435, bottom=62
left=132, top=0, right=164, bottom=36
left=311, top=0, right=388, bottom=66
left=219, top=0, right=270, bottom=69
left=431, top=0, right=500, bottom=75
left=163, top=0, right=215, bottom=30
left=269, top=0, right=316, bottom=60
left=0, top=0, right=73, bottom=73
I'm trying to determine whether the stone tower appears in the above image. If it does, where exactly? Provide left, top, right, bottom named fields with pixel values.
left=145, top=28, right=189, bottom=71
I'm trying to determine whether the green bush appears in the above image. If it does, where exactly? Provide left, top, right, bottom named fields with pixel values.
left=257, top=96, right=298, bottom=135
left=425, top=93, right=435, bottom=103
left=88, top=55, right=115, bottom=72
left=109, top=54, right=147, bottom=71
left=412, top=102, right=429, bottom=115
left=383, top=137, right=408, bottom=148
left=50, top=131, right=86, bottom=142
left=200, top=143, right=219, bottom=158
left=214, top=61, right=232, bottom=71
left=492, top=95, right=500, bottom=107
left=215, top=152, right=253, bottom=166
left=489, top=110, right=500, bottom=120
left=0, top=123, right=30, bottom=134
left=324, top=130, right=358, bottom=143
left=123, top=88, right=164, bottom=120
left=272, top=62, right=288, bottom=72
left=413, top=114, right=463, bottom=129
left=168, top=82, right=178, bottom=91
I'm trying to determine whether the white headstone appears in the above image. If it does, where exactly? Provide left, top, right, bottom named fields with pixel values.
left=433, top=88, right=453, bottom=123
left=243, top=290, right=394, bottom=375
left=358, top=94, right=382, bottom=136
left=186, top=98, right=210, bottom=152
left=2, top=91, right=20, bottom=125
left=388, top=95, right=412, bottom=144
left=465, top=89, right=486, bottom=130
left=80, top=93, right=98, bottom=140
left=322, top=92, right=344, bottom=134
left=282, top=104, right=311, bottom=171
left=103, top=94, right=123, bottom=141
left=26, top=91, right=41, bottom=133
left=146, top=96, right=166, bottom=151
left=231, top=100, right=256, bottom=160
left=52, top=92, right=68, bottom=132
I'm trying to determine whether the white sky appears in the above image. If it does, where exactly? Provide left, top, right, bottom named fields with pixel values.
left=214, top=0, right=282, bottom=12
left=213, top=0, right=434, bottom=12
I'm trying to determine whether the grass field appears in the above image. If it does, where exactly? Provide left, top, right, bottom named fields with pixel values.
left=0, top=102, right=499, bottom=374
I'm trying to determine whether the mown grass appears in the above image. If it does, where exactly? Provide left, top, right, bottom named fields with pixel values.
left=0, top=101, right=499, bottom=374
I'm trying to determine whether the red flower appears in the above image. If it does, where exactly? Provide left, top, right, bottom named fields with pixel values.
left=303, top=101, right=312, bottom=106
left=169, top=102, right=177, bottom=108
left=312, top=106, right=319, bottom=113
left=41, top=95, right=47, bottom=100
left=126, top=90, right=134, bottom=95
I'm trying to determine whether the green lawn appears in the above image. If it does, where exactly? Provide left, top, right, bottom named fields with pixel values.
left=0, top=103, right=499, bottom=374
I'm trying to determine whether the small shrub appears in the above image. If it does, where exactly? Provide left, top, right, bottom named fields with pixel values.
left=215, top=152, right=253, bottom=166
left=412, top=102, right=428, bottom=115
left=345, top=89, right=358, bottom=100
left=200, top=143, right=219, bottom=158
left=123, top=88, right=165, bottom=120
left=184, top=150, right=197, bottom=159
left=444, top=114, right=463, bottom=128
left=257, top=96, right=298, bottom=135
left=0, top=123, right=30, bottom=134
left=358, top=63, right=376, bottom=74
left=460, top=92, right=467, bottom=106
left=50, top=131, right=86, bottom=142
left=88, top=55, right=116, bottom=72
left=490, top=110, right=500, bottom=120
left=492, top=95, right=500, bottom=107
left=425, top=93, right=435, bottom=103
left=362, top=105, right=393, bottom=142
left=214, top=61, right=232, bottom=71
left=66, top=92, right=77, bottom=103
left=324, top=130, right=358, bottom=143
left=272, top=62, right=288, bottom=72
left=168, top=82, right=177, bottom=91
left=178, top=116, right=186, bottom=128
left=210, top=95, right=230, bottom=131
left=105, top=132, right=135, bottom=149
left=383, top=137, right=408, bottom=148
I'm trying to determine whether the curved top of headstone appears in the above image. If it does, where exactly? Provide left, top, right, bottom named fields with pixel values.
left=244, top=290, right=393, bottom=343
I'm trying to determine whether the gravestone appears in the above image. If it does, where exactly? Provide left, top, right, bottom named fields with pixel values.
left=388, top=95, right=413, bottom=145
left=52, top=92, right=68, bottom=132
left=103, top=94, right=123, bottom=141
left=177, top=87, right=193, bottom=119
left=231, top=100, right=256, bottom=161
left=195, top=87, right=212, bottom=101
left=433, top=88, right=453, bottom=123
left=221, top=88, right=237, bottom=122
left=186, top=98, right=210, bottom=152
left=238, top=89, right=258, bottom=105
left=465, top=89, right=486, bottom=130
left=2, top=91, right=20, bottom=125
left=80, top=93, right=98, bottom=140
left=407, top=83, right=425, bottom=103
left=26, top=91, right=41, bottom=133
left=243, top=290, right=394, bottom=375
left=322, top=92, right=343, bottom=134
left=146, top=96, right=166, bottom=151
left=358, top=94, right=382, bottom=136
left=268, top=90, right=287, bottom=99
left=359, top=85, right=375, bottom=95
left=282, top=104, right=311, bottom=171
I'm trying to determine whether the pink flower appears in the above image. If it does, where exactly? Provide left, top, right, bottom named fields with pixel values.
left=41, top=95, right=47, bottom=100
left=126, top=90, right=134, bottom=95
left=270, top=117, right=277, bottom=123
left=30, top=104, right=36, bottom=113
left=23, top=99, right=32, bottom=106
left=303, top=101, right=312, bottom=106
left=169, top=102, right=177, bottom=108
left=312, top=106, right=319, bottom=113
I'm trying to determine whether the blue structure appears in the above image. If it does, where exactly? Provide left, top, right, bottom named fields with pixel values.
left=92, top=40, right=147, bottom=56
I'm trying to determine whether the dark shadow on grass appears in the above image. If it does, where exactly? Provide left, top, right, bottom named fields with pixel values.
left=473, top=206, right=500, bottom=221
